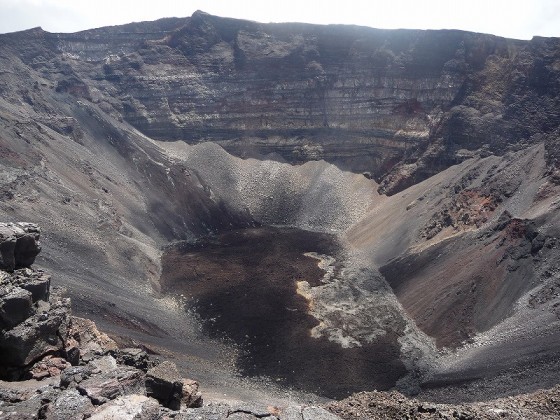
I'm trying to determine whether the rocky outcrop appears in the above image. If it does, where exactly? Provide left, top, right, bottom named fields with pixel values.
left=0, top=268, right=68, bottom=375
left=0, top=223, right=209, bottom=418
left=326, top=386, right=560, bottom=419
left=146, top=361, right=190, bottom=410
left=0, top=223, right=41, bottom=272
left=0, top=226, right=78, bottom=379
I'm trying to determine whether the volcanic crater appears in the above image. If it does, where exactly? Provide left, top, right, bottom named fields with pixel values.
left=0, top=10, right=560, bottom=409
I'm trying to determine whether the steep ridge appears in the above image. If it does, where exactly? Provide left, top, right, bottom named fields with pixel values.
left=0, top=11, right=559, bottom=407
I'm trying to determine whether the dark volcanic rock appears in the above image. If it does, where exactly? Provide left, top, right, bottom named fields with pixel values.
left=0, top=287, right=33, bottom=331
left=28, top=356, right=71, bottom=380
left=88, top=394, right=162, bottom=419
left=44, top=389, right=95, bottom=420
left=13, top=269, right=51, bottom=303
left=0, top=222, right=218, bottom=418
left=326, top=386, right=560, bottom=419
left=0, top=223, right=41, bottom=272
left=112, top=347, right=151, bottom=371
left=144, top=359, right=202, bottom=409
left=0, top=225, right=73, bottom=380
left=77, top=364, right=145, bottom=404
left=60, top=365, right=93, bottom=389
left=180, top=378, right=203, bottom=409
left=145, top=361, right=183, bottom=410
left=0, top=292, right=70, bottom=367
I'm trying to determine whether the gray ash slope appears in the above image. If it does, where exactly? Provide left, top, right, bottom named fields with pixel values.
left=0, top=11, right=559, bottom=404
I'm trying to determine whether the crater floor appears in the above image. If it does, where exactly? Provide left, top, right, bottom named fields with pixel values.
left=160, top=226, right=406, bottom=399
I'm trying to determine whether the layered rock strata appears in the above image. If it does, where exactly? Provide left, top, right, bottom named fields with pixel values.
left=3, top=12, right=560, bottom=194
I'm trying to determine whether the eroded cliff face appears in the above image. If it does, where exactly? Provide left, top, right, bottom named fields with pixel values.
left=4, top=11, right=559, bottom=194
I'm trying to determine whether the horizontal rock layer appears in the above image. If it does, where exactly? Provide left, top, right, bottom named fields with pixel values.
left=3, top=12, right=560, bottom=193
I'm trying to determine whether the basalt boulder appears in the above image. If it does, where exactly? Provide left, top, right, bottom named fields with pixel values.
left=0, top=223, right=41, bottom=272
left=145, top=361, right=184, bottom=410
left=0, top=292, right=71, bottom=368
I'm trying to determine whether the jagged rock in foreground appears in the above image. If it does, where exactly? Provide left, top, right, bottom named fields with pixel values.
left=145, top=361, right=191, bottom=410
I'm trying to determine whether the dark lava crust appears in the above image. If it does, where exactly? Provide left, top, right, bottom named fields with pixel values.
left=160, top=226, right=406, bottom=399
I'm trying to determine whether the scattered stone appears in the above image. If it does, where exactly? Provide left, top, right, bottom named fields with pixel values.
left=326, top=387, right=560, bottom=419
left=181, top=378, right=203, bottom=408
left=68, top=316, right=118, bottom=360
left=113, top=347, right=150, bottom=371
left=0, top=380, right=59, bottom=419
left=76, top=364, right=145, bottom=405
left=88, top=355, right=118, bottom=373
left=64, top=344, right=80, bottom=366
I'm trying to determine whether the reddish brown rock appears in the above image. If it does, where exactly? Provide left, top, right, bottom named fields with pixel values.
left=29, top=356, right=71, bottom=380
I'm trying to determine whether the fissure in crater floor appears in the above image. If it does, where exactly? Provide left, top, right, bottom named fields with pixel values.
left=160, top=226, right=406, bottom=399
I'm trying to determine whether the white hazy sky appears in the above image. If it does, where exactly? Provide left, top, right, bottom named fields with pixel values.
left=0, top=0, right=559, bottom=40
